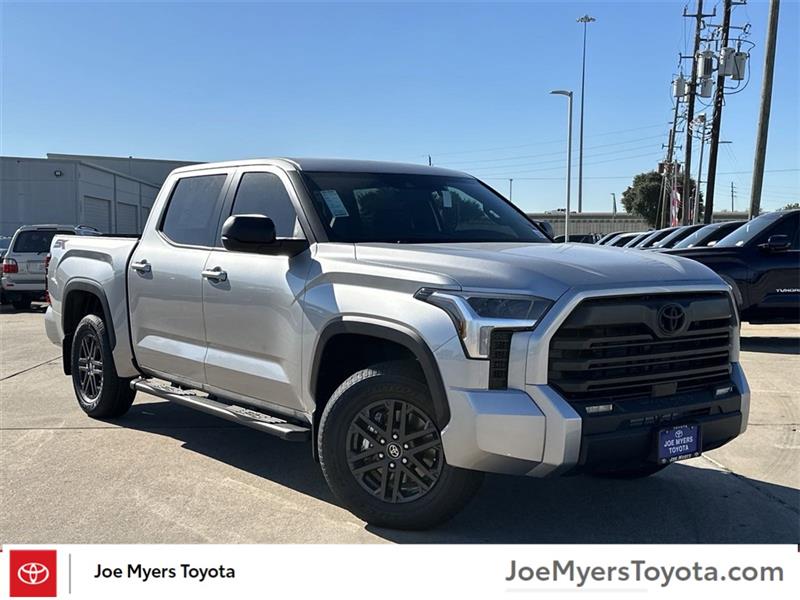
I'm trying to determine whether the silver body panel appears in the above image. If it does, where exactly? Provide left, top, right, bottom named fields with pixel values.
left=45, top=158, right=750, bottom=477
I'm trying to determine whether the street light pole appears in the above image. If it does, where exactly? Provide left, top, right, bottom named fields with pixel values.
left=551, top=90, right=573, bottom=239
left=577, top=14, right=596, bottom=213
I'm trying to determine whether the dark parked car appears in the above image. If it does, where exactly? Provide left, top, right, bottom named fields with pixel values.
left=596, top=230, right=625, bottom=245
left=667, top=210, right=799, bottom=323
left=671, top=220, right=745, bottom=249
left=650, top=224, right=706, bottom=249
left=623, top=231, right=654, bottom=248
left=530, top=219, right=555, bottom=239
left=637, top=227, right=680, bottom=249
left=553, top=233, right=599, bottom=243
left=607, top=231, right=646, bottom=247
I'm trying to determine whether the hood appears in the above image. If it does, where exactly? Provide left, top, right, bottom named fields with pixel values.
left=354, top=242, right=723, bottom=299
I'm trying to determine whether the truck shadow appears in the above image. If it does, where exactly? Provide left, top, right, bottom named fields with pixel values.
left=123, top=400, right=800, bottom=544
left=740, top=336, right=800, bottom=355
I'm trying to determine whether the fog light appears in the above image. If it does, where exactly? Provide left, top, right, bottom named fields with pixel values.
left=585, top=404, right=613, bottom=414
left=715, top=385, right=733, bottom=397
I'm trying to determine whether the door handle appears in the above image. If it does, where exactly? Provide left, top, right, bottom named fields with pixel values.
left=201, top=267, right=228, bottom=282
left=131, top=260, right=151, bottom=273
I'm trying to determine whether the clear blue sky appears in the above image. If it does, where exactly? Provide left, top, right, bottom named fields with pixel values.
left=2, top=0, right=797, bottom=213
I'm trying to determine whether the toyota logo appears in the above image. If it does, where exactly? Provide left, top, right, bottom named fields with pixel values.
left=17, top=562, right=50, bottom=585
left=657, top=303, right=686, bottom=336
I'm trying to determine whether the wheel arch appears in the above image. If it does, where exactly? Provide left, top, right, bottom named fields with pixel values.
left=310, top=319, right=450, bottom=459
left=61, top=280, right=115, bottom=375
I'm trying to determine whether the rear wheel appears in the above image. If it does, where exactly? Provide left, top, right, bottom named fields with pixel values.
left=70, top=314, right=135, bottom=418
left=318, top=362, right=483, bottom=530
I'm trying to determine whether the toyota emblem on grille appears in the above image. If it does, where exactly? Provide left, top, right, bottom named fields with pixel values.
left=657, top=303, right=686, bottom=336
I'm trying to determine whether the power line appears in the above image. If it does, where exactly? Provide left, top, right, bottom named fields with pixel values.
left=435, top=135, right=665, bottom=167
left=459, top=143, right=662, bottom=172
left=478, top=150, right=664, bottom=177
left=419, top=124, right=664, bottom=159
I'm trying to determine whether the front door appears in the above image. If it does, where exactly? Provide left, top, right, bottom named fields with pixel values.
left=202, top=167, right=312, bottom=414
left=127, top=170, right=231, bottom=386
left=748, top=212, right=800, bottom=321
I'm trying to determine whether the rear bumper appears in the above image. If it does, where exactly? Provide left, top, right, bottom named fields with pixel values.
left=440, top=361, right=749, bottom=477
left=1, top=278, right=45, bottom=292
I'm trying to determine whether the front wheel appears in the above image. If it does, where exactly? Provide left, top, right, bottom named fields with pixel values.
left=318, top=362, right=483, bottom=530
left=70, top=314, right=135, bottom=418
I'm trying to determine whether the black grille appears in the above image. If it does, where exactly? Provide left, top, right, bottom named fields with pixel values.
left=488, top=330, right=513, bottom=389
left=548, top=293, right=734, bottom=403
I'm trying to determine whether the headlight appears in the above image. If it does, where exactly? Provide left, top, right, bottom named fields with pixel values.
left=415, top=288, right=553, bottom=358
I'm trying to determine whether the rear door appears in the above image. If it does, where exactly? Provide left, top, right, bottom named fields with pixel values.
left=202, top=167, right=312, bottom=414
left=127, top=169, right=233, bottom=387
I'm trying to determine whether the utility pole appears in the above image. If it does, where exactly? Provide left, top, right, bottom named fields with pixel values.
left=682, top=0, right=712, bottom=225
left=750, top=0, right=780, bottom=219
left=693, top=114, right=708, bottom=223
left=509, top=178, right=513, bottom=201
left=550, top=90, right=574, bottom=239
left=703, top=0, right=733, bottom=223
left=661, top=97, right=682, bottom=228
left=576, top=14, right=596, bottom=213
left=428, top=155, right=432, bottom=166
left=731, top=182, right=736, bottom=211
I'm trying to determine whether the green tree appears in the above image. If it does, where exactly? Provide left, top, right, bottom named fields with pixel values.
left=621, top=171, right=702, bottom=227
left=782, top=202, right=799, bottom=210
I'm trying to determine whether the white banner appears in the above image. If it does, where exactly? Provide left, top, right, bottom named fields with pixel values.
left=1, top=544, right=796, bottom=599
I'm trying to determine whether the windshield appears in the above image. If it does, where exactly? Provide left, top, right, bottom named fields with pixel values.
left=12, top=230, right=71, bottom=253
left=715, top=212, right=785, bottom=247
left=301, top=172, right=549, bottom=244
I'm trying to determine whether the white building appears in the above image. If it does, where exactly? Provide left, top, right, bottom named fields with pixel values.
left=0, top=153, right=196, bottom=236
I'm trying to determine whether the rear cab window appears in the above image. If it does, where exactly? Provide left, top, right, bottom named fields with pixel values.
left=12, top=230, right=73, bottom=253
left=160, top=174, right=228, bottom=246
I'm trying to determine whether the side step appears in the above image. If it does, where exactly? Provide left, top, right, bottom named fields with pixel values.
left=131, top=378, right=310, bottom=442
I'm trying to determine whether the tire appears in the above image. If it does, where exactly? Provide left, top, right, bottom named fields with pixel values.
left=12, top=299, right=31, bottom=310
left=590, top=463, right=669, bottom=480
left=70, top=314, right=135, bottom=418
left=318, top=361, right=483, bottom=530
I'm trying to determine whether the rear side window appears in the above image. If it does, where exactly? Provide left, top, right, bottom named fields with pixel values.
left=229, top=172, right=301, bottom=238
left=161, top=174, right=227, bottom=246
left=12, top=230, right=72, bottom=253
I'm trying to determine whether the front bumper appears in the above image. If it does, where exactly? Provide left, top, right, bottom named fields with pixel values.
left=436, top=281, right=750, bottom=477
left=440, top=361, right=749, bottom=477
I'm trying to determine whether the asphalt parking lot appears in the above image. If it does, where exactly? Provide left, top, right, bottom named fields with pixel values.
left=1, top=304, right=798, bottom=544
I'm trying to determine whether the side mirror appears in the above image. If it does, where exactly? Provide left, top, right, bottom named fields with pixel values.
left=759, top=234, right=791, bottom=253
left=221, top=214, right=276, bottom=253
left=221, top=214, right=309, bottom=256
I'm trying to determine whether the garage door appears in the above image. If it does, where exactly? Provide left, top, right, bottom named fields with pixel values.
left=117, top=203, right=138, bottom=234
left=83, top=197, right=111, bottom=232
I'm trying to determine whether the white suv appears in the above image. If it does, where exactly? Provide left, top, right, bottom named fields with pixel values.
left=2, top=224, right=99, bottom=310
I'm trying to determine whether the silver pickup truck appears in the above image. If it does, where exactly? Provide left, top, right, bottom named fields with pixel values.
left=45, top=158, right=750, bottom=529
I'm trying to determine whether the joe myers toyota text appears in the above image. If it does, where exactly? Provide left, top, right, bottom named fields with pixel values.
left=44, top=158, right=750, bottom=529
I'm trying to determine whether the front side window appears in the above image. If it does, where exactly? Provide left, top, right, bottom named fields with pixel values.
left=301, top=172, right=549, bottom=244
left=160, top=174, right=227, bottom=246
left=228, top=172, right=301, bottom=238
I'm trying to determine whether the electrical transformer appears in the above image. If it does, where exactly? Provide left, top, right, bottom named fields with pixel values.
left=697, top=49, right=715, bottom=79
left=731, top=51, right=748, bottom=81
left=719, top=47, right=736, bottom=76
left=699, top=78, right=713, bottom=98
left=672, top=75, right=686, bottom=98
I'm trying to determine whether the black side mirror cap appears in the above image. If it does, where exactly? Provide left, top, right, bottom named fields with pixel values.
left=221, top=214, right=308, bottom=256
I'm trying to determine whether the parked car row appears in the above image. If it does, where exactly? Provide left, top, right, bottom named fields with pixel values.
left=1, top=224, right=100, bottom=309
left=590, top=211, right=799, bottom=325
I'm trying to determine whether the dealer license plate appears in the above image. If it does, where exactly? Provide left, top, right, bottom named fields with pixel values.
left=657, top=424, right=700, bottom=464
